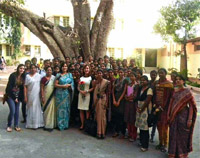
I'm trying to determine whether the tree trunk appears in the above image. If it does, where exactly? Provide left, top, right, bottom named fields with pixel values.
left=0, top=0, right=114, bottom=60
left=183, top=42, right=188, bottom=79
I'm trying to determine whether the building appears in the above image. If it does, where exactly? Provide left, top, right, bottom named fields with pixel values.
left=0, top=0, right=199, bottom=77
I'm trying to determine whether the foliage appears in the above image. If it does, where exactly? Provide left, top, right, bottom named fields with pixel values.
left=168, top=68, right=178, bottom=74
left=135, top=48, right=142, bottom=68
left=179, top=69, right=192, bottom=79
left=186, top=81, right=200, bottom=88
left=168, top=68, right=191, bottom=80
left=0, top=0, right=24, bottom=59
left=154, top=0, right=200, bottom=79
left=6, top=59, right=13, bottom=66
left=154, top=0, right=200, bottom=44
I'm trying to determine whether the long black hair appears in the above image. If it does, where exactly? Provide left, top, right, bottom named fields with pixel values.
left=16, top=64, right=25, bottom=76
left=60, top=62, right=68, bottom=73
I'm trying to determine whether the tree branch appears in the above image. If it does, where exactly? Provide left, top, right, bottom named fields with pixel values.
left=90, top=0, right=107, bottom=57
left=0, top=1, right=74, bottom=59
left=91, top=0, right=114, bottom=59
left=71, top=0, right=91, bottom=60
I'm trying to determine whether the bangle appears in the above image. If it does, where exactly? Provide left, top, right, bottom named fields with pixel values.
left=188, top=120, right=192, bottom=122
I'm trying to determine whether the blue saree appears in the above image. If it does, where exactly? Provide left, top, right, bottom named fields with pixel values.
left=55, top=73, right=74, bottom=130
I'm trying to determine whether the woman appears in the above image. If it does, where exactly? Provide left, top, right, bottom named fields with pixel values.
left=93, top=69, right=110, bottom=139
left=170, top=71, right=178, bottom=86
left=5, top=64, right=25, bottom=132
left=24, top=64, right=44, bottom=129
left=124, top=71, right=138, bottom=142
left=70, top=69, right=81, bottom=126
left=21, top=60, right=31, bottom=123
left=78, top=65, right=93, bottom=130
left=107, top=69, right=116, bottom=123
left=55, top=63, right=74, bottom=130
left=122, top=59, right=128, bottom=69
left=149, top=70, right=158, bottom=143
left=167, top=75, right=197, bottom=158
left=155, top=68, right=173, bottom=152
left=136, top=69, right=143, bottom=83
left=135, top=75, right=153, bottom=152
left=40, top=66, right=56, bottom=131
left=112, top=68, right=127, bottom=138
left=53, top=65, right=60, bottom=76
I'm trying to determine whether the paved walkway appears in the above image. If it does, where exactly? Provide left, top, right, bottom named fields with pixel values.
left=0, top=66, right=16, bottom=97
left=0, top=66, right=200, bottom=158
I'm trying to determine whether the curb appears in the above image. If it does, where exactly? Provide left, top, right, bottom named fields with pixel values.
left=186, top=85, right=200, bottom=93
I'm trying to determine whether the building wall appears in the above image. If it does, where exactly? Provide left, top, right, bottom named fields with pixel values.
left=187, top=42, right=200, bottom=77
left=157, top=42, right=181, bottom=73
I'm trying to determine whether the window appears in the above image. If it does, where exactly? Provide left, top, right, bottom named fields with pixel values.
left=24, top=45, right=31, bottom=56
left=54, top=16, right=60, bottom=26
left=107, top=48, right=115, bottom=57
left=6, top=45, right=12, bottom=56
left=63, top=16, right=70, bottom=27
left=0, top=45, right=2, bottom=56
left=194, top=45, right=200, bottom=51
left=35, top=46, right=41, bottom=56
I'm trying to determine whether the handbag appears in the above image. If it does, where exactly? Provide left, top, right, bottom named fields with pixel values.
left=84, top=110, right=97, bottom=137
left=2, top=94, right=8, bottom=104
left=147, top=105, right=158, bottom=127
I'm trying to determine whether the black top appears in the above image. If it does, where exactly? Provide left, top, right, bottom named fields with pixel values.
left=5, top=72, right=25, bottom=101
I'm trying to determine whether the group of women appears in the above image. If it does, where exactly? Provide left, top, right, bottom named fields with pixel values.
left=4, top=56, right=197, bottom=158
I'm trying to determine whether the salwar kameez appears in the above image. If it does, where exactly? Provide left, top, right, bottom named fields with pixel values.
left=155, top=79, right=173, bottom=148
left=124, top=84, right=138, bottom=140
left=135, top=87, right=153, bottom=149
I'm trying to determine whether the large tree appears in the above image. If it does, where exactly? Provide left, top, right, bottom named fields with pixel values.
left=154, top=0, right=200, bottom=78
left=0, top=0, right=114, bottom=60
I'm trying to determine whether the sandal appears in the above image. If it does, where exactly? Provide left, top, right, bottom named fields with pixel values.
left=140, top=148, right=148, bottom=152
left=160, top=146, right=167, bottom=153
left=14, top=127, right=21, bottom=132
left=112, top=133, right=119, bottom=138
left=79, top=125, right=84, bottom=130
left=6, top=127, right=12, bottom=132
left=101, top=135, right=105, bottom=139
left=97, top=134, right=101, bottom=139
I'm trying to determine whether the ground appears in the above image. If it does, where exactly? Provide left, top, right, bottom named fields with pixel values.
left=0, top=67, right=199, bottom=158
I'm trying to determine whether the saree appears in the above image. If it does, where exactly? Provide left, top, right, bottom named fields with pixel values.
left=41, top=75, right=56, bottom=129
left=55, top=73, right=74, bottom=130
left=93, top=79, right=109, bottom=136
left=25, top=73, right=44, bottom=129
left=168, top=88, right=197, bottom=158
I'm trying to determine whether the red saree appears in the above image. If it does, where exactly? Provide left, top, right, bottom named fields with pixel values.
left=167, top=88, right=197, bottom=158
